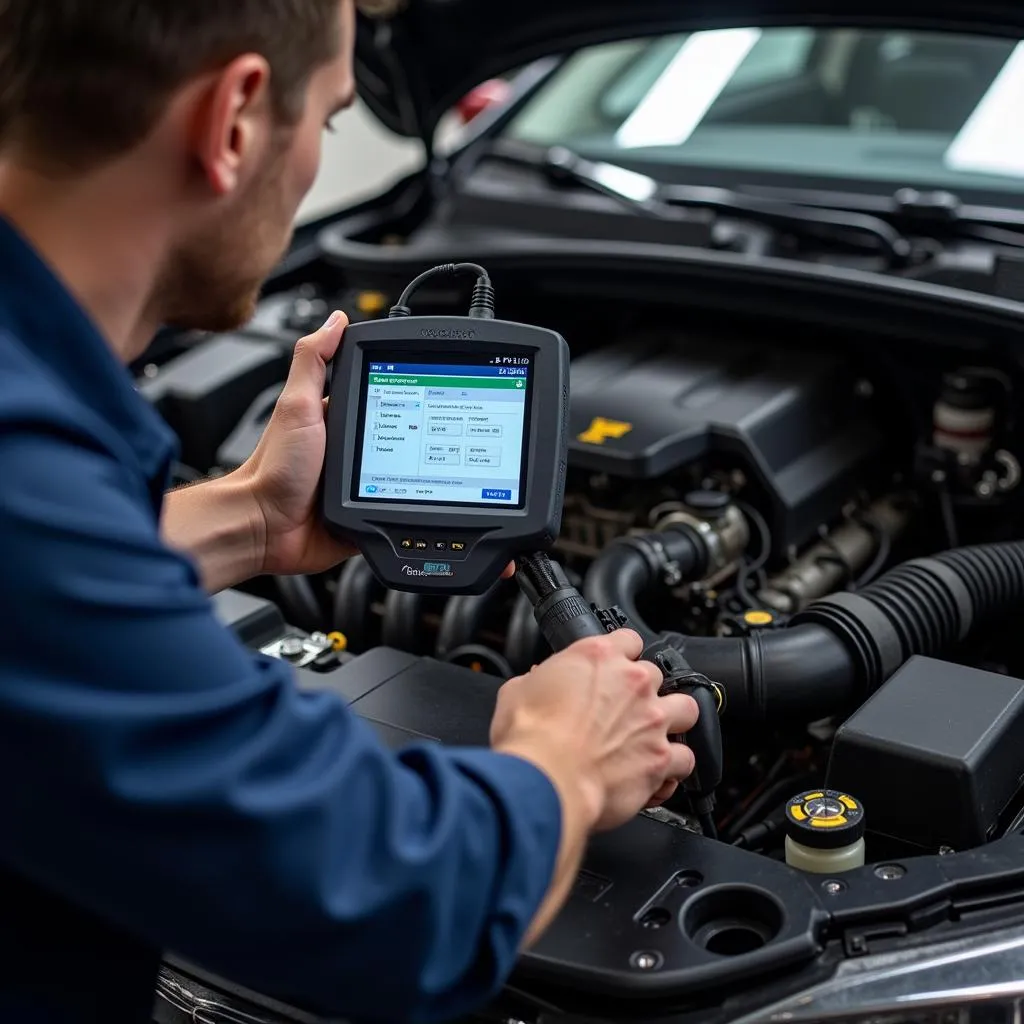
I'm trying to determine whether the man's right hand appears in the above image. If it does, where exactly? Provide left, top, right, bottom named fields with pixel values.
left=490, top=630, right=699, bottom=833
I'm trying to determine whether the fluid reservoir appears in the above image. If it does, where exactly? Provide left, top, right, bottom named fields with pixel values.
left=784, top=789, right=866, bottom=874
left=933, top=370, right=995, bottom=463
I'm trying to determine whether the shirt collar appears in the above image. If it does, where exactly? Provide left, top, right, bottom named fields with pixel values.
left=0, top=215, right=176, bottom=480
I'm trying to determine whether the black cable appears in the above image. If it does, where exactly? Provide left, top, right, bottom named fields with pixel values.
left=698, top=810, right=718, bottom=841
left=939, top=486, right=960, bottom=548
left=723, top=775, right=815, bottom=843
left=732, top=815, right=786, bottom=851
left=734, top=501, right=771, bottom=609
left=852, top=516, right=892, bottom=589
left=389, top=262, right=494, bottom=319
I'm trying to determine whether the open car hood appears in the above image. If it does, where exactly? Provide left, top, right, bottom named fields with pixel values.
left=355, top=0, right=1024, bottom=140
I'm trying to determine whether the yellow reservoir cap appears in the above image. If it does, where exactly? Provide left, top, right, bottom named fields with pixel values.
left=326, top=632, right=348, bottom=652
left=744, top=610, right=775, bottom=627
left=785, top=788, right=865, bottom=852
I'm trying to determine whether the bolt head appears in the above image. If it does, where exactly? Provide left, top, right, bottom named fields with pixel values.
left=279, top=637, right=305, bottom=658
left=821, top=879, right=846, bottom=895
left=874, top=863, right=906, bottom=881
left=630, top=951, right=662, bottom=971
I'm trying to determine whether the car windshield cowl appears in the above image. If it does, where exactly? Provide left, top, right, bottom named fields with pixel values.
left=485, top=140, right=1024, bottom=267
left=501, top=27, right=1024, bottom=203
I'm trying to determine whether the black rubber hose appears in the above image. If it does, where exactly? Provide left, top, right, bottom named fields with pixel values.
left=672, top=541, right=1024, bottom=720
left=672, top=626, right=853, bottom=721
left=583, top=526, right=707, bottom=640
left=796, top=541, right=1024, bottom=690
left=381, top=590, right=429, bottom=654
left=333, top=557, right=384, bottom=653
left=274, top=576, right=323, bottom=634
left=435, top=579, right=514, bottom=659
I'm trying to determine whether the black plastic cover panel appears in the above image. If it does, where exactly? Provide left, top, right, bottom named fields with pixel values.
left=139, top=335, right=291, bottom=472
left=828, top=655, right=1024, bottom=852
left=567, top=334, right=882, bottom=550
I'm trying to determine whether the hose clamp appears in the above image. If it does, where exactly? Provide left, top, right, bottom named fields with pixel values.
left=647, top=536, right=684, bottom=587
left=617, top=535, right=683, bottom=587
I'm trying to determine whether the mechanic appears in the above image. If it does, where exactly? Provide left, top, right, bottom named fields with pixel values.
left=0, top=2, right=699, bottom=1023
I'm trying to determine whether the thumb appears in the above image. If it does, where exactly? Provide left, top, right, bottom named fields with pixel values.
left=284, top=310, right=349, bottom=402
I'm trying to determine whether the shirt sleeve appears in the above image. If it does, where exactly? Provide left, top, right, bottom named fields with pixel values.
left=0, top=423, right=562, bottom=1023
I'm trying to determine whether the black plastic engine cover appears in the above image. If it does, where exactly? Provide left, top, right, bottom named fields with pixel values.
left=567, top=335, right=883, bottom=551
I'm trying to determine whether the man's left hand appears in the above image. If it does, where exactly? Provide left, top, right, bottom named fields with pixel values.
left=240, top=311, right=356, bottom=578
left=237, top=311, right=518, bottom=583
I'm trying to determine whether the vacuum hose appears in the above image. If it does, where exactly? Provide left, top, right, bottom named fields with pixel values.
left=585, top=536, right=1024, bottom=720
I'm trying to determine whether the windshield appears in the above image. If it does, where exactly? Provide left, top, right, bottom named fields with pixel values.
left=503, top=29, right=1024, bottom=196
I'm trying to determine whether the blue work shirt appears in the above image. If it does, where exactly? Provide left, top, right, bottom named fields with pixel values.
left=0, top=216, right=561, bottom=1024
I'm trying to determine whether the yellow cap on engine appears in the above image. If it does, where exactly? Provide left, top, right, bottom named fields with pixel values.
left=356, top=291, right=388, bottom=317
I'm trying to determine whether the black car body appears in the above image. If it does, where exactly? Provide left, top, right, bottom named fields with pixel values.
left=153, top=2, right=1024, bottom=1022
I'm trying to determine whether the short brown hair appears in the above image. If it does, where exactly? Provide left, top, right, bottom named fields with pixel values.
left=0, top=0, right=396, bottom=171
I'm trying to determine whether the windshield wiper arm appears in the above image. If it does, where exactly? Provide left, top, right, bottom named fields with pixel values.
left=741, top=184, right=1024, bottom=251
left=657, top=181, right=912, bottom=264
left=491, top=144, right=912, bottom=264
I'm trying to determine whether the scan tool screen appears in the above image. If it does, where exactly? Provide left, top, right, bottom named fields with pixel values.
left=354, top=354, right=532, bottom=508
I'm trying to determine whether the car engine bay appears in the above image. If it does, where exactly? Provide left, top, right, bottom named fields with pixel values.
left=145, top=235, right=1024, bottom=1017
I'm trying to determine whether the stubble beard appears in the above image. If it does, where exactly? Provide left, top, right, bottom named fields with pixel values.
left=155, top=141, right=294, bottom=335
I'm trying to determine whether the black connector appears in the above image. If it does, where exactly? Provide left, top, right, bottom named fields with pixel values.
left=518, top=553, right=726, bottom=838
left=515, top=553, right=607, bottom=650
left=643, top=639, right=725, bottom=838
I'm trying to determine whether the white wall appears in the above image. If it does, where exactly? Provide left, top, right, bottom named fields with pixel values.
left=296, top=100, right=424, bottom=224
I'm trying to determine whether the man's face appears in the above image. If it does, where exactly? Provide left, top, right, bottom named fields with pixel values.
left=159, top=0, right=356, bottom=333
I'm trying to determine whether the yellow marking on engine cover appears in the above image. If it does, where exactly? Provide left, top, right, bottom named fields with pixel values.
left=803, top=792, right=824, bottom=802
left=810, top=817, right=847, bottom=828
left=840, top=795, right=858, bottom=810
left=578, top=417, right=634, bottom=445
left=789, top=805, right=807, bottom=821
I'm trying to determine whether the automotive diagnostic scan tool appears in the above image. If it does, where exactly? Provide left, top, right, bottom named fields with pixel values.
left=322, top=264, right=571, bottom=595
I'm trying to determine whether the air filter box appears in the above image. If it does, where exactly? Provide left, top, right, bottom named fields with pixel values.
left=827, top=656, right=1024, bottom=852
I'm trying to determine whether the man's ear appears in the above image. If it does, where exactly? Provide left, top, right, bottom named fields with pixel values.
left=193, top=54, right=273, bottom=197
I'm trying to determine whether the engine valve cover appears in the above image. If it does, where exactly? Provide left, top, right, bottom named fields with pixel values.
left=568, top=334, right=884, bottom=551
